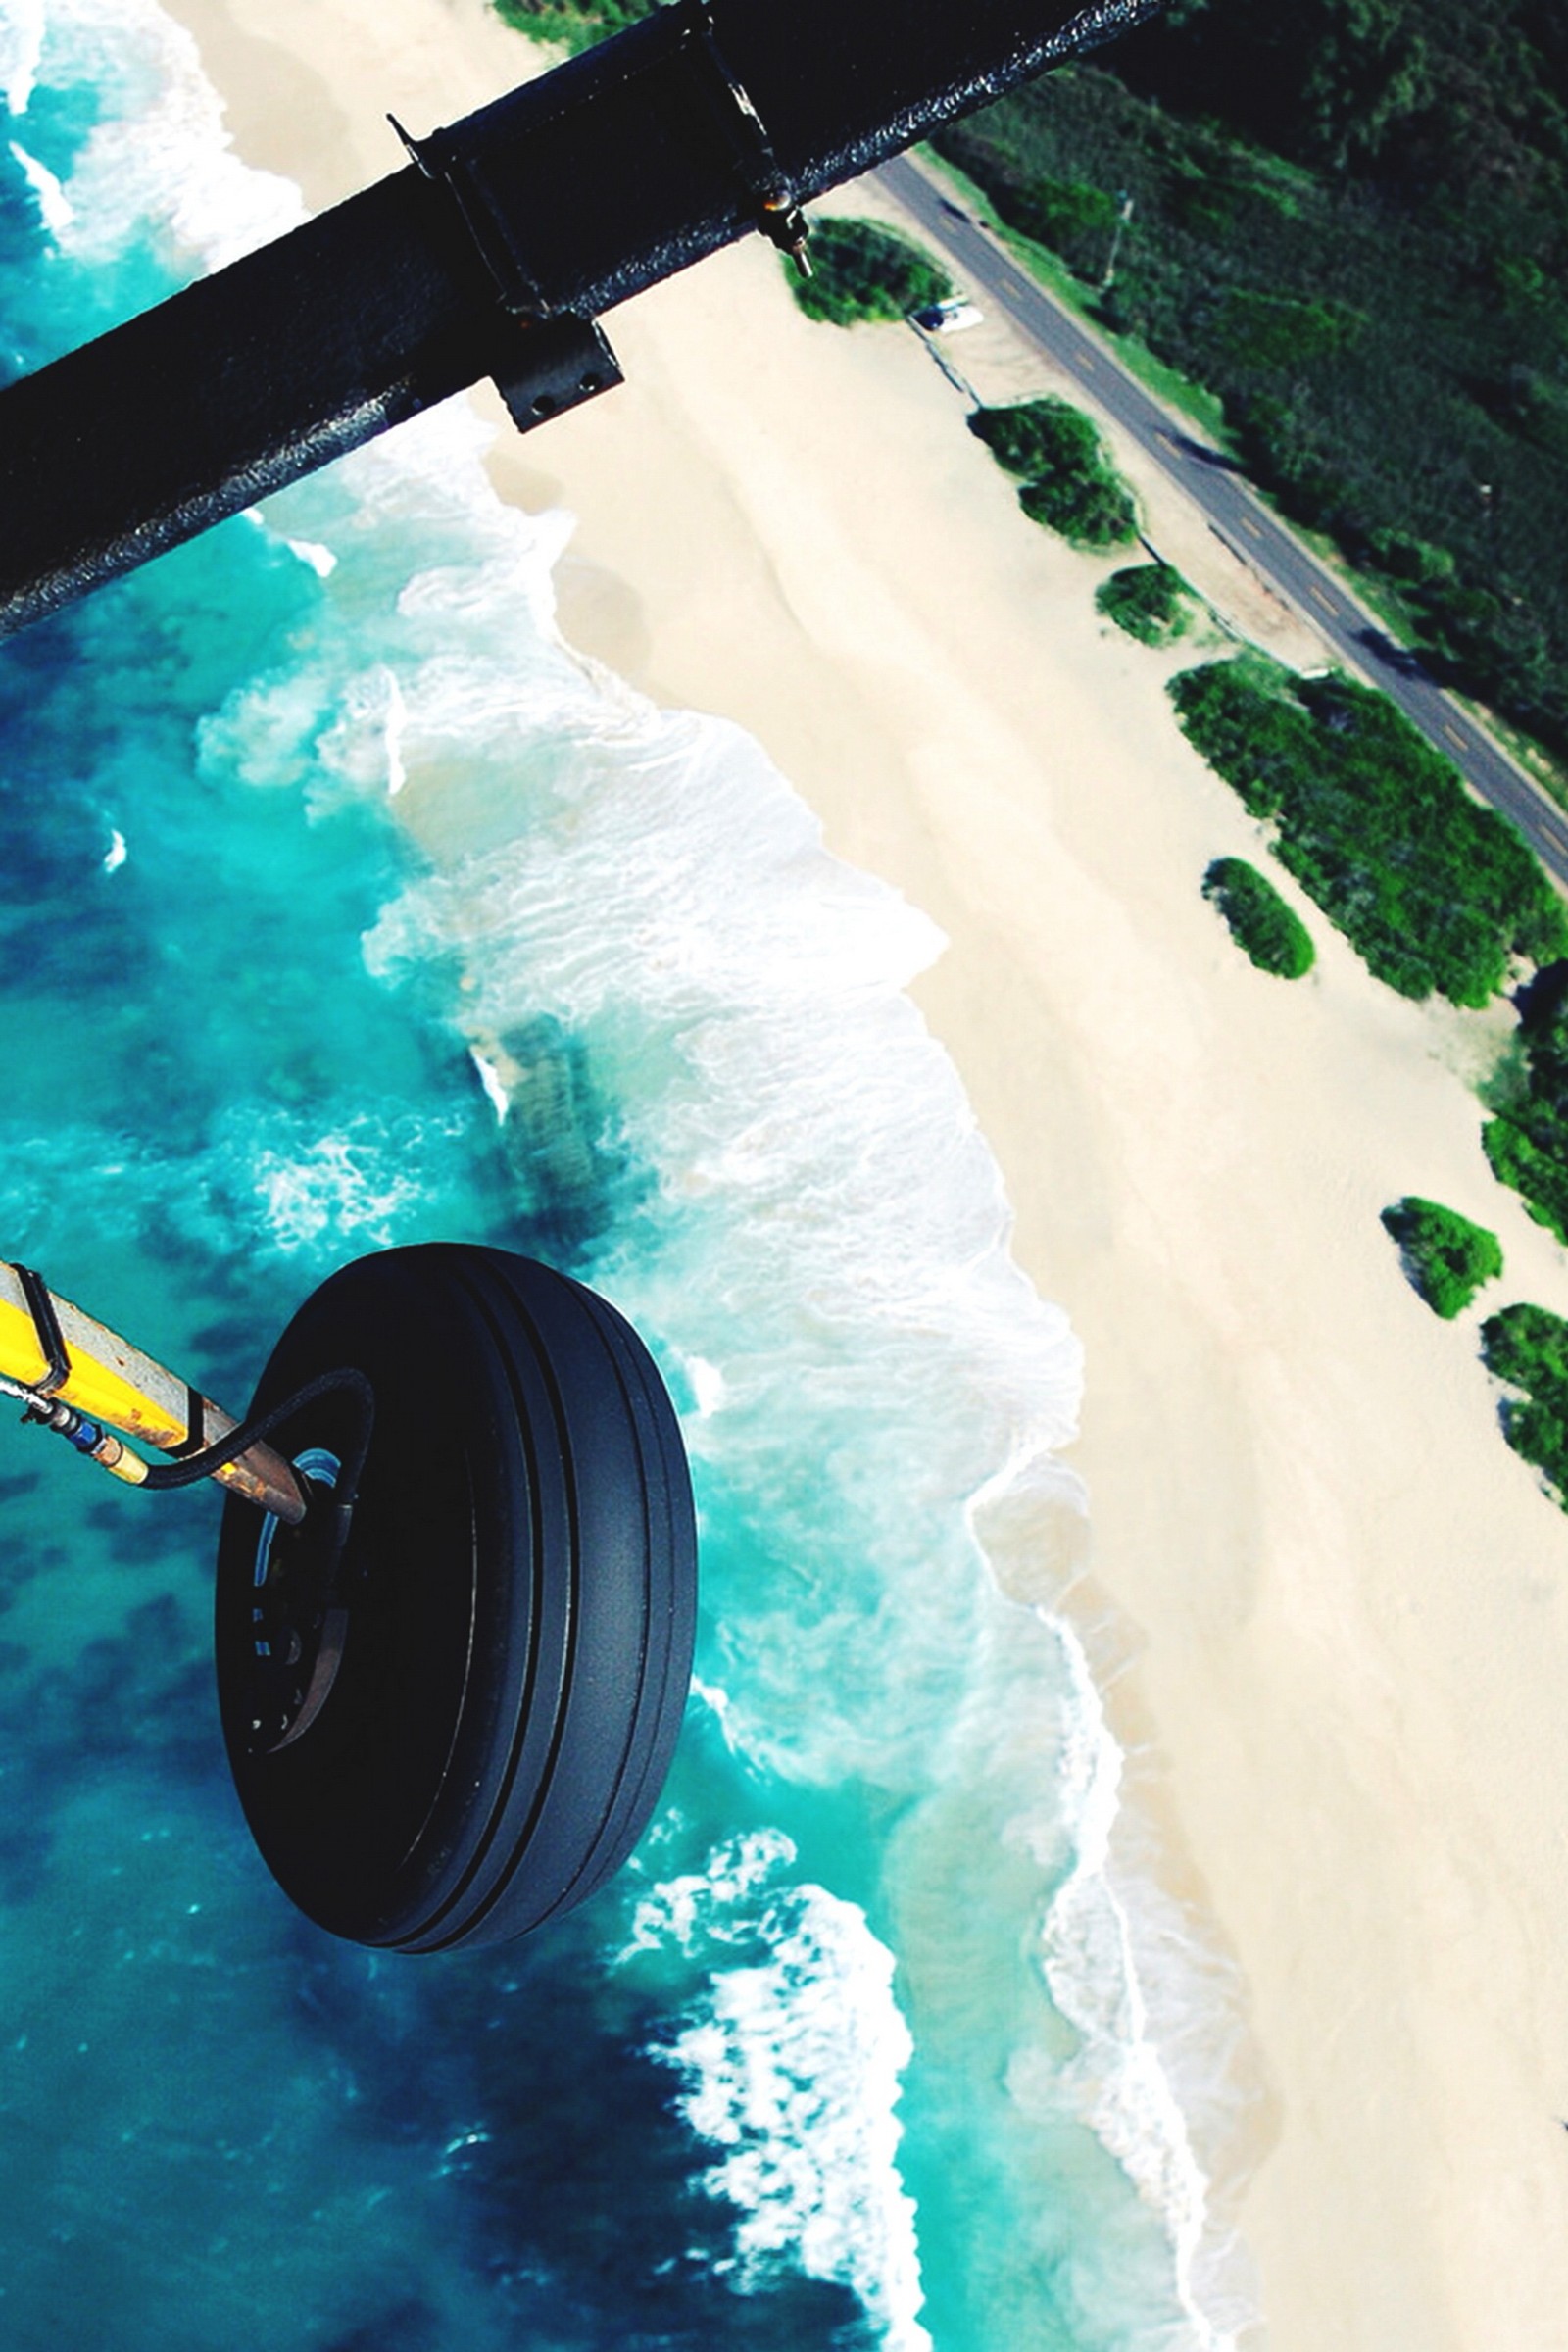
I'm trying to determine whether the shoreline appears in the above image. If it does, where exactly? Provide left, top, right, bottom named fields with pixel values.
left=149, top=5, right=1568, bottom=2345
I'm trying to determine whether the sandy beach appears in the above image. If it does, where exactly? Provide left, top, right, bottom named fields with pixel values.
left=155, top=2, right=1568, bottom=2342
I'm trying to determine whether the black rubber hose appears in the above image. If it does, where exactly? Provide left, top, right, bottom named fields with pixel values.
left=141, top=1366, right=375, bottom=1522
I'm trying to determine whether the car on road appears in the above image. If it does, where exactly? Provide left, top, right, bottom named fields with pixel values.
left=912, top=296, right=984, bottom=333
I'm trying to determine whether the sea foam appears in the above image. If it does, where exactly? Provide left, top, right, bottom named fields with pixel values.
left=43, top=0, right=300, bottom=270
left=634, top=1832, right=932, bottom=2352
left=0, top=0, right=42, bottom=113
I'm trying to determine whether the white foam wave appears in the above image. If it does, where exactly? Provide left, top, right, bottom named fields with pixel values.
left=686, top=1350, right=727, bottom=1418
left=468, top=1047, right=511, bottom=1126
left=1033, top=1628, right=1250, bottom=2352
left=0, top=0, right=43, bottom=114
left=9, top=135, right=71, bottom=230
left=0, top=1100, right=475, bottom=1270
left=621, top=1826, right=797, bottom=1962
left=39, top=0, right=301, bottom=270
left=245, top=1117, right=428, bottom=1254
left=312, top=662, right=410, bottom=802
left=285, top=536, right=338, bottom=580
left=637, top=1834, right=931, bottom=2352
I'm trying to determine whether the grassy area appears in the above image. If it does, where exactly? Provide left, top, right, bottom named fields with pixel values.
left=1381, top=1196, right=1503, bottom=1317
left=1482, top=1301, right=1568, bottom=1511
left=1201, top=856, right=1314, bottom=977
left=1097, top=560, right=1192, bottom=646
left=969, top=399, right=1137, bottom=550
left=788, top=218, right=951, bottom=328
left=1169, top=656, right=1568, bottom=1006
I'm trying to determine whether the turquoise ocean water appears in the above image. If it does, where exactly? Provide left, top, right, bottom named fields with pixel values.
left=0, top=5, right=1250, bottom=2345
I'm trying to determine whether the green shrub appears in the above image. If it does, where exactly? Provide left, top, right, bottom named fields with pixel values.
left=1211, top=290, right=1362, bottom=368
left=1481, top=1301, right=1568, bottom=1510
left=788, top=218, right=951, bottom=327
left=971, top=397, right=1102, bottom=478
left=1017, top=472, right=1137, bottom=547
left=1365, top=529, right=1455, bottom=588
left=1097, top=561, right=1192, bottom=644
left=970, top=399, right=1137, bottom=549
left=1014, top=176, right=1118, bottom=277
left=1381, top=1196, right=1503, bottom=1318
left=491, top=0, right=649, bottom=50
left=1202, top=856, right=1314, bottom=976
left=1483, top=1300, right=1568, bottom=1395
left=1478, top=976, right=1568, bottom=1243
left=1483, top=1117, right=1568, bottom=1246
left=1169, top=659, right=1568, bottom=1005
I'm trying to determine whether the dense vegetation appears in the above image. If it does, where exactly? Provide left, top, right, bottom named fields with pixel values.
left=1201, top=856, right=1314, bottom=977
left=492, top=0, right=650, bottom=50
left=1381, top=1196, right=1503, bottom=1317
left=1482, top=965, right=1568, bottom=1242
left=787, top=218, right=951, bottom=327
left=935, top=0, right=1568, bottom=767
left=969, top=399, right=1137, bottom=548
left=1169, top=659, right=1568, bottom=1005
left=1482, top=1301, right=1568, bottom=1508
left=1096, top=560, right=1191, bottom=644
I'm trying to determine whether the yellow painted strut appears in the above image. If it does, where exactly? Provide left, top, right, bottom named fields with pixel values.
left=0, top=1262, right=306, bottom=1522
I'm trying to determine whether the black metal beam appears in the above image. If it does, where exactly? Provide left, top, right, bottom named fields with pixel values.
left=0, top=0, right=1161, bottom=638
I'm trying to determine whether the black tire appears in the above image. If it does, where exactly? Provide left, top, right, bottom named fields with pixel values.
left=214, top=1244, right=697, bottom=1952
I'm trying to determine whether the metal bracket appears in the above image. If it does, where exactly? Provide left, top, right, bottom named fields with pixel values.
left=390, top=111, right=551, bottom=316
left=392, top=114, right=624, bottom=438
left=14, top=1264, right=70, bottom=1396
left=679, top=0, right=811, bottom=272
left=489, top=311, right=624, bottom=437
left=389, top=0, right=810, bottom=324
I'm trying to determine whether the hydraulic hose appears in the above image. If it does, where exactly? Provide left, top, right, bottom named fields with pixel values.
left=0, top=1261, right=310, bottom=1520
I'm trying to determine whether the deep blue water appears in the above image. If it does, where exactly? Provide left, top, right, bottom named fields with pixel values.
left=0, top=7, right=1246, bottom=2347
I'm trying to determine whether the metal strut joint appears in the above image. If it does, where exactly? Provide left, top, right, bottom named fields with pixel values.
left=0, top=0, right=1154, bottom=639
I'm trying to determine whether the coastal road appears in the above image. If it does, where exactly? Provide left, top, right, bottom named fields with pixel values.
left=876, top=152, right=1568, bottom=894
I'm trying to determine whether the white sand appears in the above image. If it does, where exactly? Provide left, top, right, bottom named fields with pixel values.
left=153, top=3, right=1568, bottom=2343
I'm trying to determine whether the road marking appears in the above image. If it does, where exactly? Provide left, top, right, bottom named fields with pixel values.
left=1309, top=584, right=1338, bottom=613
left=1071, top=350, right=1096, bottom=371
left=1156, top=430, right=1179, bottom=455
left=1443, top=722, right=1468, bottom=751
left=1241, top=517, right=1265, bottom=541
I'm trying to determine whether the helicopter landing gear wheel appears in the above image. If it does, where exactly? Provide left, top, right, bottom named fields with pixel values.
left=214, top=1245, right=697, bottom=1953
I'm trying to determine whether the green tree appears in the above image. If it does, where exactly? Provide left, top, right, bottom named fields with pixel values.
left=788, top=218, right=952, bottom=327
left=1480, top=974, right=1568, bottom=1244
left=1170, top=661, right=1567, bottom=1004
left=1482, top=1300, right=1568, bottom=1509
left=970, top=400, right=1138, bottom=548
left=492, top=0, right=651, bottom=50
left=1097, top=561, right=1193, bottom=643
left=1201, top=856, right=1314, bottom=975
left=1381, top=1196, right=1503, bottom=1316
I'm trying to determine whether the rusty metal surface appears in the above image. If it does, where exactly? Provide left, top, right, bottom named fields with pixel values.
left=0, top=1263, right=308, bottom=1522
